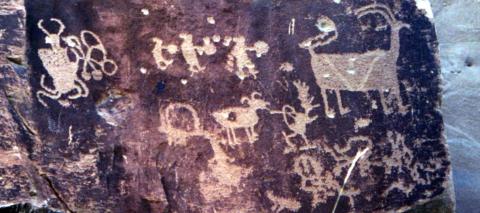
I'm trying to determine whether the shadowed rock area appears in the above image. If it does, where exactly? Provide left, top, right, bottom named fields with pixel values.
left=0, top=0, right=454, bottom=212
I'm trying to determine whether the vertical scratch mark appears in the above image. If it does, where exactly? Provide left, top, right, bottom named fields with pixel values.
left=288, top=18, right=295, bottom=35
left=332, top=148, right=369, bottom=213
left=68, top=125, right=73, bottom=146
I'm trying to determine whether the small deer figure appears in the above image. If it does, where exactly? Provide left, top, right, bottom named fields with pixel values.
left=212, top=92, right=269, bottom=146
left=36, top=18, right=88, bottom=107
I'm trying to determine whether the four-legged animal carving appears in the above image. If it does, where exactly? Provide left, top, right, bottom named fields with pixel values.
left=212, top=92, right=269, bottom=146
left=300, top=4, right=410, bottom=117
left=36, top=18, right=89, bottom=107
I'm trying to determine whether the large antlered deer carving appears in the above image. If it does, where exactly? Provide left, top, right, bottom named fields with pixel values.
left=300, top=4, right=410, bottom=118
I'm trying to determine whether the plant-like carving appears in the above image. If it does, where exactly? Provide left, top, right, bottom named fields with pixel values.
left=272, top=80, right=319, bottom=153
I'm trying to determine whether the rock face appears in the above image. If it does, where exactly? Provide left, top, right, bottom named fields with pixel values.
left=0, top=0, right=453, bottom=212
left=430, top=0, right=480, bottom=212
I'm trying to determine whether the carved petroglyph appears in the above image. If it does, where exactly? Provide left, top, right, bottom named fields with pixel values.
left=354, top=118, right=371, bottom=132
left=225, top=37, right=269, bottom=80
left=179, top=33, right=217, bottom=75
left=156, top=102, right=253, bottom=208
left=67, top=125, right=75, bottom=146
left=279, top=62, right=294, bottom=73
left=158, top=103, right=204, bottom=146
left=300, top=4, right=410, bottom=117
left=332, top=147, right=369, bottom=213
left=330, top=136, right=373, bottom=178
left=272, top=80, right=319, bottom=153
left=36, top=18, right=89, bottom=107
left=378, top=131, right=416, bottom=195
left=152, top=38, right=178, bottom=70
left=36, top=18, right=117, bottom=107
left=293, top=154, right=339, bottom=206
left=206, top=16, right=215, bottom=25
left=75, top=31, right=118, bottom=81
left=288, top=18, right=296, bottom=35
left=150, top=34, right=268, bottom=80
left=266, top=191, right=301, bottom=213
left=199, top=134, right=252, bottom=205
left=292, top=136, right=373, bottom=210
left=212, top=92, right=270, bottom=146
left=299, top=16, right=338, bottom=49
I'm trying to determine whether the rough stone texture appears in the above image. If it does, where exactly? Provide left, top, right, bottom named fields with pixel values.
left=430, top=0, right=480, bottom=212
left=1, top=0, right=453, bottom=212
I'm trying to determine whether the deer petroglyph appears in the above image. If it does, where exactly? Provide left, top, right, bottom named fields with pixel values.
left=300, top=4, right=410, bottom=117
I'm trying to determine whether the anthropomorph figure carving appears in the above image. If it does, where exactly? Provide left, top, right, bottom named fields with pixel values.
left=152, top=38, right=178, bottom=70
left=225, top=36, right=269, bottom=80
left=299, top=4, right=410, bottom=118
left=36, top=18, right=118, bottom=107
left=212, top=92, right=270, bottom=146
left=36, top=18, right=89, bottom=107
left=272, top=80, right=319, bottom=153
left=178, top=33, right=216, bottom=75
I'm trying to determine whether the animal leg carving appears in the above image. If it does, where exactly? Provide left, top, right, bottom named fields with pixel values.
left=321, top=88, right=335, bottom=118
left=335, top=90, right=350, bottom=115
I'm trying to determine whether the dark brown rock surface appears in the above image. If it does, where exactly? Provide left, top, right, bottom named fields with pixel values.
left=1, top=0, right=453, bottom=212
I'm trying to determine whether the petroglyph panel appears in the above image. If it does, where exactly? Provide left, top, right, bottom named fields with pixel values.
left=16, top=0, right=452, bottom=212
